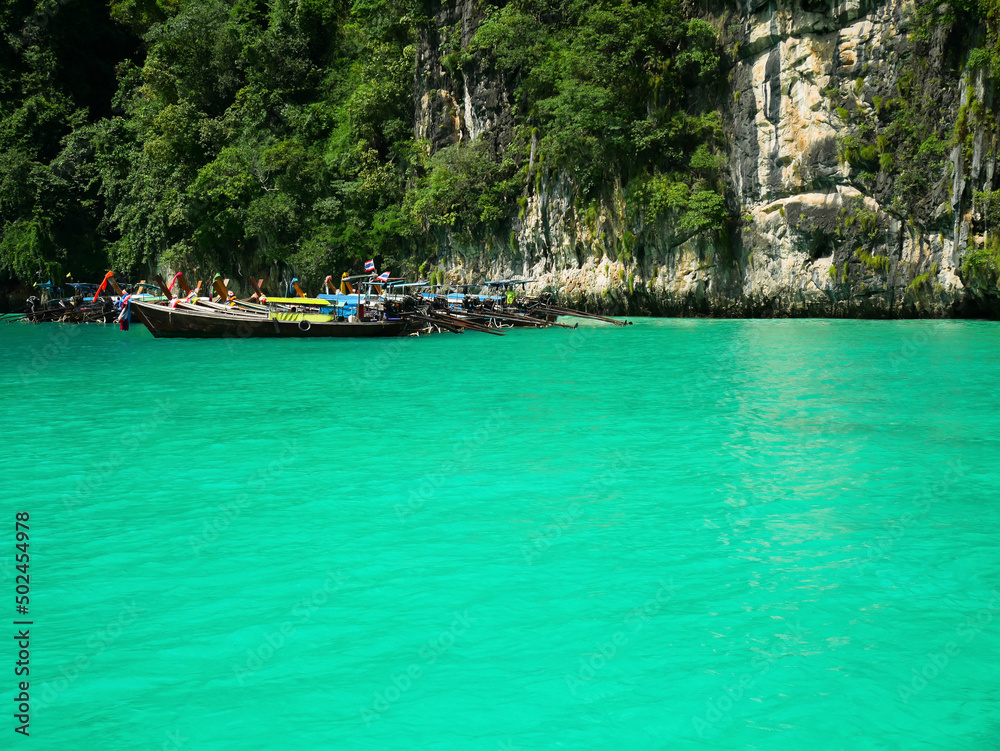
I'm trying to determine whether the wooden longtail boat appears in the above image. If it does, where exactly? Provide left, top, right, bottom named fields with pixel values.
left=129, top=299, right=408, bottom=338
left=22, top=272, right=168, bottom=324
left=24, top=296, right=120, bottom=323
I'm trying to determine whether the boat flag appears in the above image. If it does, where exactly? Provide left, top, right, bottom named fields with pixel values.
left=376, top=272, right=390, bottom=282
left=364, top=259, right=375, bottom=272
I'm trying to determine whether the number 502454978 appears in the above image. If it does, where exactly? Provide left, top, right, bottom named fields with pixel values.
left=15, top=512, right=29, bottom=613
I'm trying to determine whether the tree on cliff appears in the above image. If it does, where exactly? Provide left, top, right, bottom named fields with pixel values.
left=0, top=0, right=139, bottom=284
left=0, top=0, right=730, bottom=289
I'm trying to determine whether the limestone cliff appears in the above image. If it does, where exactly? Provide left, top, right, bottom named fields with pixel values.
left=414, top=0, right=999, bottom=317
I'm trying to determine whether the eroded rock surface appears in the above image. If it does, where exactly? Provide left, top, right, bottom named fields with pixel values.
left=414, top=0, right=998, bottom=317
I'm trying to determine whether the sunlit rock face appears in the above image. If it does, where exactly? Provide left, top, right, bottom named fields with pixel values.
left=414, top=0, right=514, bottom=156
left=414, top=0, right=997, bottom=317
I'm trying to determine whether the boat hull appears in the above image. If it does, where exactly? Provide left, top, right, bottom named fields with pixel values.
left=130, top=300, right=408, bottom=338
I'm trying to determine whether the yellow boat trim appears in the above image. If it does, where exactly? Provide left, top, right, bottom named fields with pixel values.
left=270, top=312, right=335, bottom=323
left=266, top=297, right=332, bottom=305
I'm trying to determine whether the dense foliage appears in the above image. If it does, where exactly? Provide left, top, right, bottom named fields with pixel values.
left=0, top=0, right=138, bottom=282
left=475, top=4, right=719, bottom=170
left=0, top=0, right=726, bottom=289
left=98, top=0, right=422, bottom=285
left=469, top=0, right=727, bottom=235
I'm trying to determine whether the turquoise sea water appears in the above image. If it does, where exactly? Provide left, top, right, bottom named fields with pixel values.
left=2, top=318, right=999, bottom=750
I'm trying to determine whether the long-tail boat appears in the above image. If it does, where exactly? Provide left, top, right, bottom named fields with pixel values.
left=394, top=278, right=629, bottom=333
left=128, top=299, right=408, bottom=338
left=21, top=272, right=168, bottom=324
left=24, top=274, right=122, bottom=323
left=126, top=273, right=409, bottom=338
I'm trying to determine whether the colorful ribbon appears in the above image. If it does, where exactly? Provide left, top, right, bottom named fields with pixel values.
left=92, top=271, right=114, bottom=302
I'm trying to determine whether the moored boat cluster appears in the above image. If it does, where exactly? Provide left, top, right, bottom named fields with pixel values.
left=12, top=269, right=630, bottom=338
left=13, top=272, right=162, bottom=324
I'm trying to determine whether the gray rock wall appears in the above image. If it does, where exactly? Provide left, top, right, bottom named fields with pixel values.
left=414, top=0, right=514, bottom=156
left=414, top=0, right=1000, bottom=317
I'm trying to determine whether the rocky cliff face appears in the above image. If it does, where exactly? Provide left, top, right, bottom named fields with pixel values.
left=415, top=0, right=998, bottom=317
left=414, top=0, right=515, bottom=156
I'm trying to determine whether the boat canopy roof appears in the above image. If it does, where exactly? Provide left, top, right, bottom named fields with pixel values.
left=265, top=297, right=334, bottom=305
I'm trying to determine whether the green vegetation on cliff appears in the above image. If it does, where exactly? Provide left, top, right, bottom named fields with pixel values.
left=0, top=0, right=138, bottom=282
left=0, top=0, right=725, bottom=289
left=94, top=0, right=422, bottom=283
left=470, top=0, right=723, bottom=208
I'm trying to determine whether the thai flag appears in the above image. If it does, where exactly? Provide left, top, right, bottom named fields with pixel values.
left=364, top=259, right=375, bottom=272
left=376, top=272, right=390, bottom=282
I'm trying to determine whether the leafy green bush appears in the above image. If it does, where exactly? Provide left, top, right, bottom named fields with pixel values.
left=407, top=141, right=517, bottom=234
left=907, top=272, right=931, bottom=293
left=967, top=47, right=992, bottom=69
left=857, top=250, right=890, bottom=273
left=961, top=239, right=1000, bottom=291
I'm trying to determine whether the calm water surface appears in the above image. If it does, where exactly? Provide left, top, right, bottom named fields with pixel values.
left=1, top=318, right=998, bottom=750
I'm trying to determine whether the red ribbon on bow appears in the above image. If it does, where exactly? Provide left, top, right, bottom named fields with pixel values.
left=92, top=271, right=115, bottom=302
